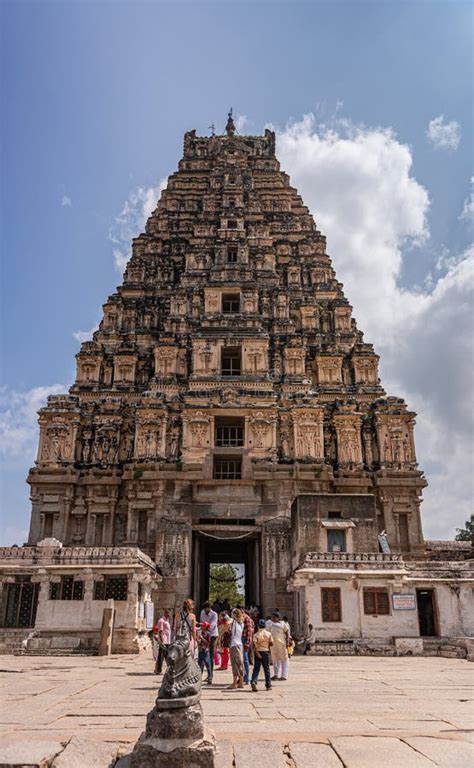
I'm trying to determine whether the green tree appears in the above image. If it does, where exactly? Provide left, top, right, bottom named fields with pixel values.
left=208, top=564, right=245, bottom=607
left=455, top=516, right=473, bottom=542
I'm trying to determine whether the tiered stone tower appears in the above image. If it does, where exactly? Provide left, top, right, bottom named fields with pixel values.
left=27, top=115, right=427, bottom=614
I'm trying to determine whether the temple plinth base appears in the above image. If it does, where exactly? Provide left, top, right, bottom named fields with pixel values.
left=130, top=693, right=216, bottom=767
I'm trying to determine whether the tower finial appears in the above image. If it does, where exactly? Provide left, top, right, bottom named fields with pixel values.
left=225, top=108, right=236, bottom=137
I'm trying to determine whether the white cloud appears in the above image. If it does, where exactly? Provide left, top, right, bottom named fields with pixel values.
left=426, top=114, right=461, bottom=151
left=235, top=114, right=248, bottom=133
left=109, top=181, right=167, bottom=272
left=61, top=194, right=72, bottom=207
left=73, top=324, right=98, bottom=343
left=460, top=177, right=474, bottom=223
left=0, top=384, right=65, bottom=459
left=276, top=114, right=473, bottom=539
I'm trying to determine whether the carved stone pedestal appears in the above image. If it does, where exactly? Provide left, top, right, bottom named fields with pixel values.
left=131, top=693, right=216, bottom=768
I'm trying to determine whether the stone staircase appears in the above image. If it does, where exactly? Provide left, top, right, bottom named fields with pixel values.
left=309, top=640, right=357, bottom=656
left=423, top=637, right=472, bottom=660
left=306, top=637, right=473, bottom=659
left=307, top=640, right=395, bottom=656
left=18, top=632, right=97, bottom=656
left=0, top=628, right=33, bottom=655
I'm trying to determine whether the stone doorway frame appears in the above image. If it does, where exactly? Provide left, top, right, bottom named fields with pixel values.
left=416, top=587, right=439, bottom=637
left=192, top=528, right=261, bottom=610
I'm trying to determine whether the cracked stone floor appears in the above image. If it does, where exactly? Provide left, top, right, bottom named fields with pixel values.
left=0, top=654, right=473, bottom=766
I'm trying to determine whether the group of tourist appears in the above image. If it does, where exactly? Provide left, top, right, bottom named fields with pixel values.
left=152, top=598, right=296, bottom=692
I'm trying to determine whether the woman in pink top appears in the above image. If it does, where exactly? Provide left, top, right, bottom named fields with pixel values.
left=154, top=609, right=171, bottom=675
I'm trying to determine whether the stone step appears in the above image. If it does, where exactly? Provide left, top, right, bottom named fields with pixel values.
left=0, top=629, right=33, bottom=655
left=17, top=649, right=98, bottom=656
left=17, top=649, right=97, bottom=657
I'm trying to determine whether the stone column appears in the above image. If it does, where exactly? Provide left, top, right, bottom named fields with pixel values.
left=98, top=599, right=115, bottom=656
left=61, top=491, right=73, bottom=544
left=30, top=570, right=50, bottom=630
left=82, top=568, right=94, bottom=628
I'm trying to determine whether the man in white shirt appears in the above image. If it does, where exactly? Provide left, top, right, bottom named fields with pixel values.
left=302, top=623, right=317, bottom=655
left=200, top=601, right=218, bottom=675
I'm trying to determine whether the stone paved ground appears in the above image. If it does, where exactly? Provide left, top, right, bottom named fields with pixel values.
left=0, top=654, right=473, bottom=766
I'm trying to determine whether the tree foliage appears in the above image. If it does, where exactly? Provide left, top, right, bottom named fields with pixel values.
left=208, top=563, right=245, bottom=607
left=455, top=516, right=473, bottom=542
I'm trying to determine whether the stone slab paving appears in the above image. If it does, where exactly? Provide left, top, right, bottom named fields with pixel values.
left=330, top=736, right=435, bottom=767
left=0, top=654, right=472, bottom=766
left=288, top=742, right=345, bottom=767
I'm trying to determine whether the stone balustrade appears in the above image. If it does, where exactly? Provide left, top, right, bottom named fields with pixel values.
left=0, top=545, right=156, bottom=569
left=301, top=551, right=404, bottom=570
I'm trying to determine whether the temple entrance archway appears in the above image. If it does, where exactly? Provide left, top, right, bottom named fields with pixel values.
left=192, top=529, right=261, bottom=611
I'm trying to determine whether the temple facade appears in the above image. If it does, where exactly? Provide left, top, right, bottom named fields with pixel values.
left=1, top=117, right=472, bottom=655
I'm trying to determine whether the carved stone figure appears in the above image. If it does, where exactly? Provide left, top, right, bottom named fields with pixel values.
left=168, top=425, right=180, bottom=459
left=81, top=429, right=93, bottom=464
left=159, top=635, right=201, bottom=700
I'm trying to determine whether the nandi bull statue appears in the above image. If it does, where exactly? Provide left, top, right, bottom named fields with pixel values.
left=131, top=632, right=216, bottom=767
left=159, top=634, right=201, bottom=700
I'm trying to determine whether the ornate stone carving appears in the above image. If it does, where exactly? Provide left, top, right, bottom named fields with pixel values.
left=135, top=423, right=163, bottom=460
left=353, top=355, right=379, bottom=385
left=76, top=353, right=101, bottom=385
left=314, top=355, right=343, bottom=385
left=38, top=412, right=78, bottom=465
left=263, top=517, right=291, bottom=579
left=288, top=266, right=301, bottom=285
left=292, top=409, right=324, bottom=460
left=275, top=293, right=289, bottom=319
left=204, top=289, right=220, bottom=314
left=170, top=296, right=187, bottom=317
left=154, top=345, right=178, bottom=377
left=243, top=340, right=268, bottom=375
left=333, top=412, right=363, bottom=467
left=374, top=401, right=417, bottom=468
left=113, top=355, right=136, bottom=385
left=184, top=410, right=211, bottom=450
left=334, top=306, right=352, bottom=331
left=300, top=305, right=317, bottom=330
left=284, top=347, right=306, bottom=377
left=242, top=290, right=258, bottom=314
left=92, top=421, right=121, bottom=465
left=192, top=339, right=219, bottom=376
left=249, top=411, right=276, bottom=453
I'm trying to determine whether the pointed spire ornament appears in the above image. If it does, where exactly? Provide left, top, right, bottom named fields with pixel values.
left=225, top=108, right=235, bottom=136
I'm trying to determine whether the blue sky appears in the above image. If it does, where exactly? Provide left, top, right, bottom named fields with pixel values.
left=1, top=0, right=472, bottom=544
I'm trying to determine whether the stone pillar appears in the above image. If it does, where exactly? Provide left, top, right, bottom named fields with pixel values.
left=98, top=599, right=115, bottom=656
left=61, top=491, right=73, bottom=544
left=30, top=570, right=50, bottom=630
left=82, top=568, right=94, bottom=627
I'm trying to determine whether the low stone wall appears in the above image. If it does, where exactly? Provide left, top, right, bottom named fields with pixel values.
left=14, top=627, right=153, bottom=656
left=0, top=628, right=33, bottom=655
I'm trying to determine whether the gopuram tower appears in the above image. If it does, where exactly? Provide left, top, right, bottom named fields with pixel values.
left=27, top=113, right=427, bottom=616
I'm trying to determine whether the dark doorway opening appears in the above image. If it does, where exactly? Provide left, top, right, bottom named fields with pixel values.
left=2, top=577, right=39, bottom=628
left=416, top=588, right=438, bottom=637
left=192, top=532, right=260, bottom=612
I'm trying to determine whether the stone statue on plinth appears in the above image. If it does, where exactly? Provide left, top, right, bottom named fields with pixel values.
left=131, top=633, right=216, bottom=767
